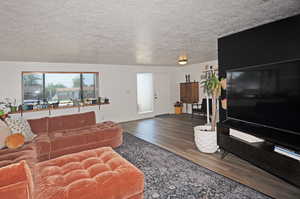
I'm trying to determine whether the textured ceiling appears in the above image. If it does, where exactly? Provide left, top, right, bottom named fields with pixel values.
left=0, top=0, right=299, bottom=66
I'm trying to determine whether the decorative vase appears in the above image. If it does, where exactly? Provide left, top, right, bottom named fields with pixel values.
left=194, top=125, right=218, bottom=153
left=220, top=78, right=227, bottom=90
left=221, top=98, right=227, bottom=110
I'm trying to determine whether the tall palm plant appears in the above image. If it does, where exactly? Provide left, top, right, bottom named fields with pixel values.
left=201, top=71, right=222, bottom=131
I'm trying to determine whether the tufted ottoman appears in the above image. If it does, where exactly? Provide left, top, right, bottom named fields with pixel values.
left=34, top=147, right=144, bottom=199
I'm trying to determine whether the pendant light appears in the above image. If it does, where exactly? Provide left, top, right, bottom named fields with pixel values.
left=178, top=55, right=188, bottom=65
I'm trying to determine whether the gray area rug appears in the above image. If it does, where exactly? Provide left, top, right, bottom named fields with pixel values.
left=115, top=132, right=271, bottom=199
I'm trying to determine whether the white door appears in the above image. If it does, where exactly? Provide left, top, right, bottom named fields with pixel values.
left=137, top=73, right=154, bottom=114
left=153, top=73, right=171, bottom=116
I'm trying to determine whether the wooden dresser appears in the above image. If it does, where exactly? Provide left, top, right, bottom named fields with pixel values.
left=180, top=82, right=199, bottom=103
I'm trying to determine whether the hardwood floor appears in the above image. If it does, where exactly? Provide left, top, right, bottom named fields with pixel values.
left=121, top=114, right=300, bottom=199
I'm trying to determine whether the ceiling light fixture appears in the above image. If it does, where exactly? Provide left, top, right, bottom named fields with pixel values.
left=178, top=55, right=188, bottom=65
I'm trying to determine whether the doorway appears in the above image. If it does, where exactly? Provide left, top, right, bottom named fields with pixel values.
left=137, top=73, right=154, bottom=114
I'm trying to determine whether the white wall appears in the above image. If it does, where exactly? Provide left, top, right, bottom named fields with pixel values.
left=0, top=61, right=174, bottom=122
left=0, top=59, right=217, bottom=122
left=170, top=60, right=218, bottom=113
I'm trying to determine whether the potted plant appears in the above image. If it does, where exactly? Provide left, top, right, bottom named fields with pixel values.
left=9, top=98, right=18, bottom=113
left=174, top=101, right=183, bottom=115
left=194, top=70, right=223, bottom=153
left=0, top=99, right=10, bottom=118
left=0, top=103, right=6, bottom=117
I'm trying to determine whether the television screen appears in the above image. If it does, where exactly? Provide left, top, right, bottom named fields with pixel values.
left=227, top=60, right=300, bottom=135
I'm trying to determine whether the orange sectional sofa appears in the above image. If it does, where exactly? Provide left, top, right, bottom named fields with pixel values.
left=28, top=111, right=123, bottom=161
left=0, top=112, right=145, bottom=199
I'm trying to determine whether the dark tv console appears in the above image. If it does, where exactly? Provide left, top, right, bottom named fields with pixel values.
left=222, top=119, right=300, bottom=152
left=217, top=14, right=300, bottom=188
left=217, top=122, right=300, bottom=188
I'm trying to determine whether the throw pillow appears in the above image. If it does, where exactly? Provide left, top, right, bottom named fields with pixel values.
left=0, top=120, right=11, bottom=149
left=5, top=117, right=36, bottom=142
left=5, top=133, right=25, bottom=149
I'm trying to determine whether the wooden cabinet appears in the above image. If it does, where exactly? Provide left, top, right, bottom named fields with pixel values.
left=180, top=82, right=199, bottom=103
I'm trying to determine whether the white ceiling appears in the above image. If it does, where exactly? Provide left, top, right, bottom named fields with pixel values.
left=0, top=0, right=299, bottom=66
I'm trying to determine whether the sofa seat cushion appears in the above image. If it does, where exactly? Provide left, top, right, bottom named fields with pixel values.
left=0, top=143, right=37, bottom=169
left=35, top=147, right=144, bottom=199
left=49, top=123, right=122, bottom=151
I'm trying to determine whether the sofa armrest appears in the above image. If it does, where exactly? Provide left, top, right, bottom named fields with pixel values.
left=32, top=134, right=51, bottom=161
left=0, top=181, right=31, bottom=199
left=0, top=161, right=34, bottom=199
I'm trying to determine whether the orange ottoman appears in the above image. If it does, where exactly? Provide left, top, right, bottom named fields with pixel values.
left=34, top=147, right=144, bottom=199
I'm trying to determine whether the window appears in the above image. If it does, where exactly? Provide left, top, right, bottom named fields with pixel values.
left=82, top=73, right=97, bottom=99
left=23, top=73, right=43, bottom=102
left=22, top=72, right=98, bottom=104
left=137, top=73, right=153, bottom=113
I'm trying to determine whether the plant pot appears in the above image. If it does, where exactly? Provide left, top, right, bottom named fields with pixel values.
left=10, top=106, right=17, bottom=113
left=174, top=106, right=182, bottom=115
left=194, top=125, right=218, bottom=153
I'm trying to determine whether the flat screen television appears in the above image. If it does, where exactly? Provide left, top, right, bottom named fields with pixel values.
left=226, top=59, right=300, bottom=136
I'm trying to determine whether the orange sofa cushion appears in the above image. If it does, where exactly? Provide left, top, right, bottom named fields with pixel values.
left=48, top=111, right=96, bottom=133
left=35, top=147, right=144, bottom=199
left=6, top=133, right=25, bottom=149
left=0, top=160, right=34, bottom=199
